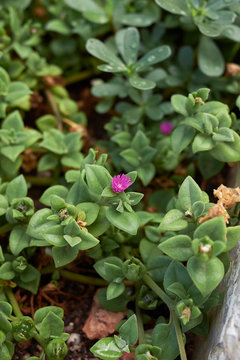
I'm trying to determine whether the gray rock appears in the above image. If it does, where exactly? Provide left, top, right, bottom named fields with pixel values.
left=194, top=241, right=240, bottom=360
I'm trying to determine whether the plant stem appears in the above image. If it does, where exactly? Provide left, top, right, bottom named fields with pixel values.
left=228, top=42, right=240, bottom=62
left=234, top=162, right=240, bottom=188
left=4, top=287, right=23, bottom=318
left=171, top=310, right=187, bottom=360
left=45, top=89, right=63, bottom=131
left=59, top=269, right=108, bottom=286
left=33, top=333, right=47, bottom=350
left=65, top=70, right=99, bottom=85
left=142, top=274, right=175, bottom=309
left=0, top=223, right=15, bottom=235
left=25, top=176, right=57, bottom=186
left=136, top=303, right=145, bottom=344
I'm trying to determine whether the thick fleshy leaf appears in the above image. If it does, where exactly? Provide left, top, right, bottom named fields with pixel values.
left=198, top=37, right=225, bottom=77
left=115, top=27, right=139, bottom=65
left=158, top=235, right=193, bottom=261
left=90, top=337, right=123, bottom=360
left=187, top=256, right=224, bottom=297
left=178, top=176, right=203, bottom=212
left=106, top=207, right=139, bottom=235
left=210, top=130, right=240, bottom=162
left=136, top=45, right=171, bottom=72
left=129, top=75, right=155, bottom=90
left=86, top=39, right=126, bottom=69
left=155, top=0, right=189, bottom=15
left=159, top=209, right=188, bottom=232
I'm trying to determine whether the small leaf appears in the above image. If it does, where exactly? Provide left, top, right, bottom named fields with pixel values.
left=106, top=207, right=139, bottom=235
left=119, top=315, right=138, bottom=346
left=129, top=75, right=155, bottom=90
left=90, top=337, right=123, bottom=360
left=155, top=0, right=189, bottom=15
left=159, top=209, right=188, bottom=232
left=171, top=126, right=195, bottom=154
left=159, top=235, right=193, bottom=261
left=178, top=176, right=203, bottom=211
left=198, top=37, right=225, bottom=77
left=86, top=39, right=126, bottom=69
left=187, top=256, right=224, bottom=297
left=116, top=27, right=139, bottom=65
left=136, top=45, right=171, bottom=72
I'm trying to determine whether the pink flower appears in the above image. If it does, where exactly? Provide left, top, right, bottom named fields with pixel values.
left=111, top=174, right=133, bottom=193
left=160, top=121, right=173, bottom=135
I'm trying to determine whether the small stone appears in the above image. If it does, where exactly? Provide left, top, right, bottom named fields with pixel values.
left=82, top=293, right=126, bottom=339
left=67, top=332, right=81, bottom=345
left=64, top=321, right=75, bottom=332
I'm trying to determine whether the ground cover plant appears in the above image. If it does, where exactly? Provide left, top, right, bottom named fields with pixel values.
left=0, top=0, right=240, bottom=359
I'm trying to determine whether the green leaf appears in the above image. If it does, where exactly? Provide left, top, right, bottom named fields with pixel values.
left=34, top=306, right=63, bottom=326
left=159, top=235, right=193, bottom=261
left=0, top=262, right=15, bottom=280
left=226, top=226, right=240, bottom=251
left=137, top=163, right=156, bottom=186
left=86, top=39, right=126, bottom=70
left=87, top=206, right=110, bottom=236
left=52, top=245, right=79, bottom=267
left=192, top=134, right=215, bottom=153
left=119, top=315, right=138, bottom=346
left=171, top=126, right=195, bottom=154
left=107, top=282, right=125, bottom=301
left=6, top=175, right=27, bottom=202
left=90, top=337, right=123, bottom=360
left=67, top=175, right=91, bottom=204
left=40, top=129, right=68, bottom=155
left=116, top=27, right=139, bottom=65
left=106, top=207, right=139, bottom=235
left=129, top=75, right=155, bottom=90
left=155, top=0, right=189, bottom=15
left=136, top=45, right=171, bottom=72
left=85, top=164, right=112, bottom=199
left=210, top=131, right=240, bottom=162
left=9, top=226, right=31, bottom=255
left=43, top=225, right=65, bottom=247
left=1, top=144, right=25, bottom=162
left=2, top=111, right=24, bottom=131
left=212, top=128, right=234, bottom=143
left=164, top=261, right=192, bottom=295
left=120, top=148, right=140, bottom=167
left=0, top=67, right=10, bottom=95
left=77, top=229, right=99, bottom=250
left=76, top=203, right=100, bottom=225
left=40, top=185, right=68, bottom=207
left=198, top=37, right=225, bottom=77
left=27, top=209, right=56, bottom=240
left=46, top=19, right=71, bottom=35
left=65, top=0, right=108, bottom=24
left=198, top=153, right=224, bottom=179
left=194, top=216, right=226, bottom=242
left=38, top=154, right=58, bottom=172
left=39, top=311, right=64, bottom=339
left=94, top=257, right=123, bottom=282
left=159, top=209, right=188, bottom=232
left=152, top=318, right=180, bottom=360
left=0, top=195, right=8, bottom=216
left=5, top=82, right=31, bottom=102
left=178, top=176, right=203, bottom=212
left=36, top=115, right=57, bottom=132
left=97, top=288, right=128, bottom=312
left=187, top=256, right=224, bottom=297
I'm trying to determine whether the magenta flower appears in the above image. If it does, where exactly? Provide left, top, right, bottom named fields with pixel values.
left=111, top=174, right=133, bottom=193
left=160, top=121, right=174, bottom=135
